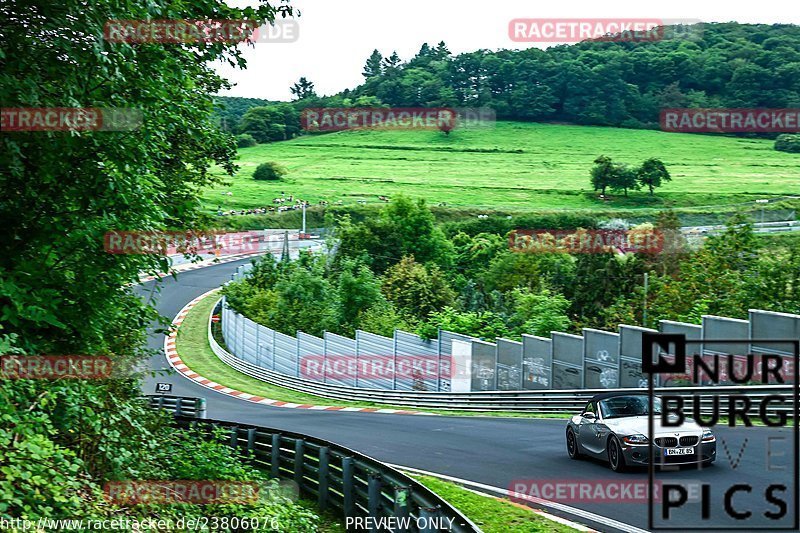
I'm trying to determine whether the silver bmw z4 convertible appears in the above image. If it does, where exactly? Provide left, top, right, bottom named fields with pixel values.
left=565, top=392, right=717, bottom=472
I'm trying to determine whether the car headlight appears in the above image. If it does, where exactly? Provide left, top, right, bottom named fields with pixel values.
left=702, top=430, right=715, bottom=442
left=622, top=434, right=649, bottom=445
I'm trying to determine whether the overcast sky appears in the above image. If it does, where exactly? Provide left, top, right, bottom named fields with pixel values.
left=216, top=0, right=799, bottom=101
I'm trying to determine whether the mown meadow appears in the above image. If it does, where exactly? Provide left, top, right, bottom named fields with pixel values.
left=206, top=122, right=799, bottom=212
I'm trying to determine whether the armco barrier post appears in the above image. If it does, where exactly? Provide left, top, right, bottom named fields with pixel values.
left=246, top=428, right=256, bottom=456
left=318, top=446, right=330, bottom=511
left=342, top=457, right=355, bottom=518
left=419, top=507, right=442, bottom=533
left=175, top=398, right=183, bottom=417
left=294, top=439, right=305, bottom=487
left=394, top=486, right=411, bottom=532
left=196, top=397, right=207, bottom=419
left=368, top=473, right=382, bottom=519
left=229, top=426, right=239, bottom=448
left=271, top=433, right=281, bottom=478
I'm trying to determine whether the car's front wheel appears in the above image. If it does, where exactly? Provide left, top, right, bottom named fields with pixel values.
left=566, top=428, right=582, bottom=459
left=608, top=436, right=627, bottom=472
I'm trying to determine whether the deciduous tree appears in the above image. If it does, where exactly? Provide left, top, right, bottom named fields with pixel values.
left=382, top=256, right=455, bottom=319
left=637, top=158, right=672, bottom=195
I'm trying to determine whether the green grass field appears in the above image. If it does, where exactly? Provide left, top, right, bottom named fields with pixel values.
left=206, top=122, right=799, bottom=212
left=411, top=475, right=576, bottom=532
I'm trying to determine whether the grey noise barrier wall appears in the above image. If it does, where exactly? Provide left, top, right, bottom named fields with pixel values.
left=551, top=332, right=583, bottom=389
left=496, top=338, right=523, bottom=391
left=583, top=328, right=620, bottom=389
left=211, top=302, right=797, bottom=411
left=219, top=266, right=799, bottom=392
left=521, top=335, right=551, bottom=390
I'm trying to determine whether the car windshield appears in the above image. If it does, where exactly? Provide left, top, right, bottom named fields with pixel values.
left=599, top=396, right=662, bottom=419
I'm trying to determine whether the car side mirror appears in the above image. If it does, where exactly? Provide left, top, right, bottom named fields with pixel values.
left=582, top=412, right=596, bottom=420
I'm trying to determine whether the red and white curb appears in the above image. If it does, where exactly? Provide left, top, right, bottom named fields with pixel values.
left=164, top=289, right=432, bottom=416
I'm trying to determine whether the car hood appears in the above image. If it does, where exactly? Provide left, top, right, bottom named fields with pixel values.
left=603, top=415, right=703, bottom=436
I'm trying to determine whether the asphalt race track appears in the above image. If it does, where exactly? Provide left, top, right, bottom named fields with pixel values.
left=137, top=259, right=798, bottom=533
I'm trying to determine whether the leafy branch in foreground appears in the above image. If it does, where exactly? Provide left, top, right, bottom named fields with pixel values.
left=0, top=0, right=322, bottom=525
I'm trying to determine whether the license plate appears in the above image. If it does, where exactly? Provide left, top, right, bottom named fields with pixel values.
left=665, top=447, right=694, bottom=456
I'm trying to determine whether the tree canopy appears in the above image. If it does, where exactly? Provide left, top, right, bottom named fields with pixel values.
left=217, top=23, right=800, bottom=135
left=351, top=24, right=800, bottom=128
left=0, top=0, right=334, bottom=525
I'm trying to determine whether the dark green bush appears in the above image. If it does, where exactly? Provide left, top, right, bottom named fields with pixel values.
left=236, top=134, right=257, bottom=148
left=253, top=162, right=287, bottom=181
left=774, top=134, right=800, bottom=153
left=441, top=213, right=598, bottom=238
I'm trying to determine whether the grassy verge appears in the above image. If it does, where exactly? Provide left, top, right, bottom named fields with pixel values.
left=174, top=291, right=568, bottom=419
left=410, top=475, right=578, bottom=532
left=302, top=503, right=346, bottom=533
left=756, top=230, right=800, bottom=248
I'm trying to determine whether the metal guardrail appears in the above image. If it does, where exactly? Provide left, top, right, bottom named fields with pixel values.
left=146, top=396, right=480, bottom=533
left=146, top=395, right=207, bottom=418
left=207, top=305, right=795, bottom=414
